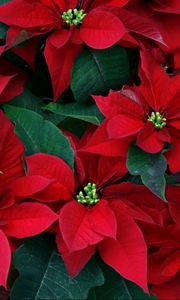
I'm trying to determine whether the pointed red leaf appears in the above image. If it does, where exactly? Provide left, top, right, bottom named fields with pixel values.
left=167, top=185, right=180, bottom=225
left=56, top=234, right=95, bottom=277
left=0, top=1, right=57, bottom=28
left=0, top=111, right=24, bottom=198
left=165, top=129, right=180, bottom=173
left=117, top=8, right=165, bottom=45
left=60, top=200, right=116, bottom=252
left=137, top=122, right=166, bottom=153
left=80, top=10, right=126, bottom=49
left=11, top=176, right=53, bottom=196
left=25, top=153, right=74, bottom=192
left=161, top=251, right=180, bottom=278
left=44, top=40, right=82, bottom=100
left=0, top=74, right=13, bottom=94
left=0, top=230, right=11, bottom=288
left=107, top=114, right=144, bottom=138
left=151, top=274, right=180, bottom=300
left=98, top=201, right=148, bottom=292
left=0, top=203, right=58, bottom=238
left=81, top=119, right=133, bottom=157
left=48, top=29, right=71, bottom=49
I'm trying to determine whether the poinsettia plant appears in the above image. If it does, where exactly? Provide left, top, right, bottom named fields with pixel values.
left=0, top=0, right=179, bottom=299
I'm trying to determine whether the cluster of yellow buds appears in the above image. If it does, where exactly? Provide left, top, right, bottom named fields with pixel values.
left=148, top=111, right=167, bottom=129
left=76, top=183, right=99, bottom=205
left=62, top=9, right=86, bottom=26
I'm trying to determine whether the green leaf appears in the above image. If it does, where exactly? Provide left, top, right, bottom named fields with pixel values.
left=0, top=0, right=12, bottom=4
left=127, top=144, right=167, bottom=201
left=7, top=88, right=66, bottom=125
left=3, top=105, right=74, bottom=169
left=95, top=262, right=157, bottom=300
left=10, top=234, right=104, bottom=300
left=71, top=45, right=130, bottom=103
left=60, top=118, right=88, bottom=138
left=44, top=101, right=104, bottom=125
left=8, top=88, right=43, bottom=114
left=0, top=22, right=8, bottom=39
left=87, top=288, right=96, bottom=300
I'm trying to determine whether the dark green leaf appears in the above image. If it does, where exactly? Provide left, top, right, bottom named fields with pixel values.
left=8, top=88, right=43, bottom=114
left=71, top=45, right=130, bottom=103
left=60, top=117, right=88, bottom=138
left=87, top=289, right=96, bottom=300
left=0, top=22, right=8, bottom=39
left=10, top=234, right=104, bottom=300
left=7, top=88, right=66, bottom=125
left=44, top=101, right=104, bottom=125
left=3, top=105, right=74, bottom=169
left=0, top=0, right=12, bottom=4
left=95, top=262, right=157, bottom=300
left=127, top=144, right=167, bottom=201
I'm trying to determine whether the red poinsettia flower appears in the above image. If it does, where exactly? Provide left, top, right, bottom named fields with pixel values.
left=82, top=50, right=180, bottom=172
left=0, top=57, right=27, bottom=104
left=0, top=0, right=128, bottom=100
left=0, top=0, right=164, bottom=100
left=9, top=145, right=148, bottom=291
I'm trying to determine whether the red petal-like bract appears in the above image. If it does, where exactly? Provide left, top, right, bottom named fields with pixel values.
left=80, top=10, right=126, bottom=49
left=0, top=0, right=57, bottom=28
left=60, top=200, right=117, bottom=252
left=0, top=230, right=11, bottom=288
left=98, top=200, right=148, bottom=292
left=9, top=153, right=75, bottom=202
left=0, top=58, right=27, bottom=104
left=0, top=110, right=24, bottom=204
left=25, top=153, right=75, bottom=193
left=56, top=234, right=95, bottom=277
left=151, top=274, right=180, bottom=300
left=0, top=202, right=58, bottom=238
left=167, top=186, right=180, bottom=225
left=107, top=114, right=144, bottom=138
left=44, top=40, right=82, bottom=101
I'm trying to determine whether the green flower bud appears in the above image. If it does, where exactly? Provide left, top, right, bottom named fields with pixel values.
left=76, top=182, right=99, bottom=205
left=62, top=9, right=86, bottom=26
left=147, top=111, right=166, bottom=129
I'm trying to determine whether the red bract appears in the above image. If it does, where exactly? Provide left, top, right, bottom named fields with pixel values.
left=126, top=0, right=180, bottom=16
left=9, top=149, right=148, bottom=291
left=0, top=201, right=58, bottom=287
left=0, top=58, right=27, bottom=104
left=0, top=230, right=11, bottom=288
left=151, top=274, right=180, bottom=300
left=0, top=110, right=24, bottom=207
left=82, top=50, right=180, bottom=172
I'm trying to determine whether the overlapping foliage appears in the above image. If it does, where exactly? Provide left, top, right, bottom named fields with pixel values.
left=0, top=0, right=180, bottom=299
